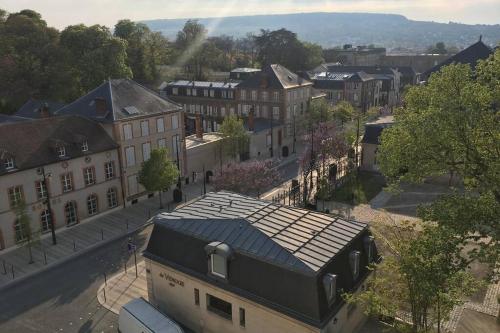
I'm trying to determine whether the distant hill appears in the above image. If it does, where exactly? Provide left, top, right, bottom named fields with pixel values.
left=142, top=12, right=500, bottom=51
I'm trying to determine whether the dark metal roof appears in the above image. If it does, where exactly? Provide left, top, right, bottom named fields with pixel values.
left=0, top=115, right=118, bottom=174
left=166, top=80, right=240, bottom=89
left=361, top=123, right=393, bottom=144
left=0, top=114, right=29, bottom=124
left=422, top=40, right=493, bottom=80
left=56, top=79, right=182, bottom=122
left=152, top=191, right=367, bottom=274
left=15, top=99, right=67, bottom=119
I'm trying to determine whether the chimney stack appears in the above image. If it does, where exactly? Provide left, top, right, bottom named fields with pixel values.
left=39, top=103, right=50, bottom=118
left=95, top=98, right=107, bottom=116
left=248, top=109, right=255, bottom=132
left=195, top=114, right=203, bottom=139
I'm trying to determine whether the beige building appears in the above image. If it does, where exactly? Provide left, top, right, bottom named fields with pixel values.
left=0, top=116, right=121, bottom=250
left=360, top=117, right=394, bottom=172
left=56, top=79, right=186, bottom=205
left=144, top=192, right=378, bottom=333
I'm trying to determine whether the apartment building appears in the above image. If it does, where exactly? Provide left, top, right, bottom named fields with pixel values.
left=0, top=116, right=121, bottom=250
left=163, top=64, right=313, bottom=158
left=144, top=191, right=378, bottom=333
left=56, top=79, right=186, bottom=205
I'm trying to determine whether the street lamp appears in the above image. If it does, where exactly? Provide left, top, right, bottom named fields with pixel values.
left=41, top=167, right=56, bottom=245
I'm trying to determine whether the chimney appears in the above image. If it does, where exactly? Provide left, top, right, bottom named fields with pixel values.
left=95, top=98, right=107, bottom=116
left=195, top=114, right=203, bottom=139
left=248, top=110, right=255, bottom=132
left=39, top=103, right=50, bottom=118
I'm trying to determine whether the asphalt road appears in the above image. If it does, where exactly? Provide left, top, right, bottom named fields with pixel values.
left=0, top=226, right=152, bottom=333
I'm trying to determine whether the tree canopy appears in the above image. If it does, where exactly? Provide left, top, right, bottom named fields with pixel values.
left=219, top=115, right=250, bottom=160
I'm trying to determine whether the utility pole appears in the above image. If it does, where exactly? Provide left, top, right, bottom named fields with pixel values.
left=41, top=167, right=56, bottom=245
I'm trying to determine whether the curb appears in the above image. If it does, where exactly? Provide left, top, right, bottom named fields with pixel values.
left=0, top=220, right=154, bottom=293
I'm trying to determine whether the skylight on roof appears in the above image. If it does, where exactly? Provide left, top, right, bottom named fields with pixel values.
left=123, top=106, right=140, bottom=115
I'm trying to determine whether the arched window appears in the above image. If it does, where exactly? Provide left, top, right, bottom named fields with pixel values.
left=14, top=219, right=26, bottom=243
left=107, top=188, right=118, bottom=208
left=65, top=201, right=78, bottom=225
left=40, top=209, right=52, bottom=233
left=87, top=194, right=98, bottom=216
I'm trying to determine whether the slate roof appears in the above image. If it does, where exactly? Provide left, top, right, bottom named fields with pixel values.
left=15, top=99, right=66, bottom=119
left=0, top=115, right=118, bottom=174
left=422, top=40, right=493, bottom=81
left=151, top=191, right=367, bottom=275
left=238, top=64, right=313, bottom=89
left=167, top=80, right=240, bottom=89
left=361, top=122, right=393, bottom=144
left=56, top=79, right=181, bottom=123
left=0, top=114, right=29, bottom=124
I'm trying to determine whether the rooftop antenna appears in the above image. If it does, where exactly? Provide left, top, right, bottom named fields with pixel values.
left=479, top=35, right=482, bottom=42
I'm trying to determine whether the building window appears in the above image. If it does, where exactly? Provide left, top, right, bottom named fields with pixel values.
left=209, top=90, right=215, bottom=97
left=364, top=236, right=375, bottom=263
left=141, top=121, right=149, bottom=137
left=349, top=250, right=361, bottom=280
left=14, top=219, right=26, bottom=243
left=123, top=124, right=133, bottom=140
left=172, top=135, right=180, bottom=160
left=156, top=118, right=165, bottom=133
left=262, top=91, right=268, bottom=101
left=266, top=134, right=272, bottom=147
left=273, top=91, right=279, bottom=102
left=57, top=145, right=66, bottom=158
left=203, top=89, right=208, bottom=97
left=81, top=140, right=88, bottom=152
left=322, top=273, right=337, bottom=305
left=7, top=186, right=23, bottom=208
left=142, top=142, right=151, bottom=162
left=125, top=146, right=136, bottom=167
left=239, top=308, right=246, bottom=327
left=61, top=173, right=73, bottom=192
left=40, top=209, right=52, bottom=233
left=107, top=188, right=118, bottom=208
left=186, top=88, right=191, bottom=96
left=104, top=161, right=115, bottom=180
left=210, top=254, right=227, bottom=278
left=4, top=157, right=15, bottom=170
left=222, top=90, right=227, bottom=98
left=251, top=90, right=257, bottom=100
left=272, top=107, right=280, bottom=120
left=192, top=88, right=198, bottom=97
left=172, top=87, right=178, bottom=95
left=35, top=181, right=48, bottom=200
left=240, top=90, right=246, bottom=100
left=228, top=90, right=234, bottom=99
left=157, top=138, right=166, bottom=149
left=206, top=294, right=232, bottom=320
left=64, top=201, right=78, bottom=225
left=172, top=115, right=179, bottom=129
left=87, top=194, right=98, bottom=216
left=83, top=167, right=96, bottom=186
left=194, top=288, right=200, bottom=306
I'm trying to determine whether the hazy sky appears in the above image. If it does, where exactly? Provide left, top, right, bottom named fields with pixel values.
left=2, top=0, right=499, bottom=29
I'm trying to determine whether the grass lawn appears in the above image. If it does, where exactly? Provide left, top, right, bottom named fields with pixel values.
left=332, top=171, right=385, bottom=204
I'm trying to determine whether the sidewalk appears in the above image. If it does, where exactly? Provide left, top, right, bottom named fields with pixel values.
left=0, top=180, right=207, bottom=291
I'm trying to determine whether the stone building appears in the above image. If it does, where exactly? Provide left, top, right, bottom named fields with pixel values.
left=144, top=191, right=378, bottom=333
left=0, top=116, right=121, bottom=250
left=56, top=79, right=186, bottom=205
left=360, top=116, right=394, bottom=172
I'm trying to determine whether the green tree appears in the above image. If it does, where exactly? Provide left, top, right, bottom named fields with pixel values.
left=114, top=19, right=171, bottom=84
left=138, top=148, right=179, bottom=209
left=14, top=201, right=39, bottom=264
left=427, top=42, right=448, bottom=54
left=60, top=24, right=132, bottom=94
left=219, top=115, right=250, bottom=161
left=378, top=54, right=500, bottom=274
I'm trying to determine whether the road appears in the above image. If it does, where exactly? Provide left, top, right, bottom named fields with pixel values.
left=0, top=226, right=152, bottom=333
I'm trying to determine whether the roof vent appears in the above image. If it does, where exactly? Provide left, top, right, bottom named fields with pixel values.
left=123, top=106, right=140, bottom=115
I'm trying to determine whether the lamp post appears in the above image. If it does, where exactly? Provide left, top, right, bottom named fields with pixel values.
left=41, top=167, right=56, bottom=245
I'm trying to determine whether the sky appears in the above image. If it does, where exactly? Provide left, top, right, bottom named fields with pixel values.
left=1, top=0, right=499, bottom=29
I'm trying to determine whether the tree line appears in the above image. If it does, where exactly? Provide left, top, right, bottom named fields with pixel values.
left=0, top=9, right=325, bottom=114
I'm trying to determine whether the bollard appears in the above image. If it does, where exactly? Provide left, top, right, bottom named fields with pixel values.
left=73, top=240, right=76, bottom=252
left=134, top=248, right=138, bottom=278
left=124, top=261, right=127, bottom=273
left=2, top=260, right=6, bottom=275
left=184, top=194, right=187, bottom=203
left=101, top=229, right=104, bottom=240
left=44, top=251, right=47, bottom=265
left=167, top=203, right=170, bottom=212
left=103, top=288, right=106, bottom=303
left=148, top=209, right=151, bottom=218
left=11, top=264, right=14, bottom=279
left=104, top=272, right=107, bottom=286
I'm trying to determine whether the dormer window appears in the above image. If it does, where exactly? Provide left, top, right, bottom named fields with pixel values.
left=364, top=236, right=375, bottom=263
left=57, top=145, right=66, bottom=158
left=81, top=141, right=88, bottom=152
left=322, top=273, right=337, bottom=305
left=4, top=157, right=14, bottom=170
left=349, top=250, right=361, bottom=280
left=205, top=241, right=233, bottom=280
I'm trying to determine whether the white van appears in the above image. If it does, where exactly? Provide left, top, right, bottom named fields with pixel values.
left=118, top=298, right=184, bottom=333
